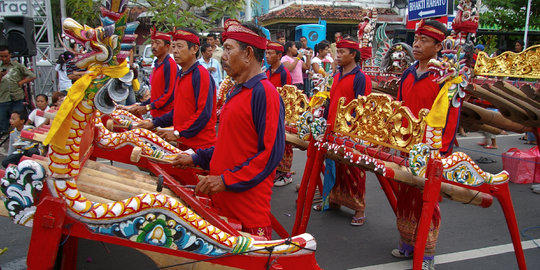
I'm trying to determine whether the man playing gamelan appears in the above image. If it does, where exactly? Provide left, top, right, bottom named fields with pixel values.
left=129, top=28, right=177, bottom=118
left=135, top=28, right=217, bottom=151
left=314, top=37, right=372, bottom=227
left=392, top=20, right=459, bottom=270
left=265, top=41, right=293, bottom=187
left=172, top=19, right=285, bottom=240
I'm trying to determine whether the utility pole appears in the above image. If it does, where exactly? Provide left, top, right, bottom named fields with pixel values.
left=524, top=0, right=532, bottom=48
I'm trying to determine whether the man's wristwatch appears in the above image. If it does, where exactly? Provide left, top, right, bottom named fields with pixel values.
left=173, top=130, right=181, bottom=138
left=146, top=104, right=151, bottom=111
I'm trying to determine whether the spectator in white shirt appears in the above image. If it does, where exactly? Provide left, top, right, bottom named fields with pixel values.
left=198, top=43, right=222, bottom=86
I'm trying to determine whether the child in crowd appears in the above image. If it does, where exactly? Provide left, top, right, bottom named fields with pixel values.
left=2, top=110, right=41, bottom=168
left=28, top=94, right=50, bottom=127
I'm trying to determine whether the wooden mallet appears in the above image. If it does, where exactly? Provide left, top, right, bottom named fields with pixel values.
left=130, top=146, right=174, bottom=164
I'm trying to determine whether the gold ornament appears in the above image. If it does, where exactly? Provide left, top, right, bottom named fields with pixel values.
left=332, top=93, right=428, bottom=153
left=277, top=84, right=310, bottom=125
left=474, top=45, right=540, bottom=79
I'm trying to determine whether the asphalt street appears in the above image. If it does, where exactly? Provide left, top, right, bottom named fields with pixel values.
left=1, top=132, right=539, bottom=269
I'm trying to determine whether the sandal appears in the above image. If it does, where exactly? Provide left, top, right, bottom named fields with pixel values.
left=477, top=142, right=487, bottom=146
left=351, top=216, right=366, bottom=226
left=313, top=204, right=323, bottom=211
left=476, top=157, right=496, bottom=164
left=484, top=145, right=498, bottom=149
left=525, top=141, right=537, bottom=145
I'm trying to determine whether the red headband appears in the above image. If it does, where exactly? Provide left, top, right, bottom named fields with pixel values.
left=173, top=29, right=200, bottom=45
left=267, top=41, right=284, bottom=53
left=222, top=19, right=268, bottom=50
left=415, top=20, right=446, bottom=42
left=151, top=27, right=172, bottom=42
left=337, top=39, right=360, bottom=50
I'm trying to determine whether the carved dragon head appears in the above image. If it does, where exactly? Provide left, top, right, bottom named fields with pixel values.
left=61, top=0, right=139, bottom=69
left=58, top=0, right=139, bottom=114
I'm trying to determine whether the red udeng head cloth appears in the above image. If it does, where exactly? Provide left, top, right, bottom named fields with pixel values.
left=222, top=19, right=268, bottom=50
left=267, top=41, right=284, bottom=53
left=337, top=39, right=360, bottom=50
left=173, top=29, right=200, bottom=45
left=415, top=20, right=446, bottom=42
left=151, top=27, right=172, bottom=42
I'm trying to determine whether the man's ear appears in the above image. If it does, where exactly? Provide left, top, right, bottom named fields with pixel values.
left=245, top=46, right=254, bottom=61
left=435, top=42, right=443, bottom=53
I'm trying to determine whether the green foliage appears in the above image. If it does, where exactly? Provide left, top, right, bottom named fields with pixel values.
left=143, top=0, right=248, bottom=32
left=480, top=0, right=540, bottom=31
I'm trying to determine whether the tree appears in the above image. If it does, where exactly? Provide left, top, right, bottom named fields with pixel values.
left=51, top=0, right=249, bottom=37
left=139, top=0, right=247, bottom=32
left=480, top=0, right=540, bottom=31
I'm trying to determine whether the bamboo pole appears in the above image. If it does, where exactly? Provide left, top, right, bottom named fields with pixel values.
left=467, top=84, right=530, bottom=124
left=461, top=102, right=532, bottom=133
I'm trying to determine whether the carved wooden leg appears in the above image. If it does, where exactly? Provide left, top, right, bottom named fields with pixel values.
left=413, top=159, right=442, bottom=270
left=60, top=237, right=78, bottom=270
left=375, top=174, right=397, bottom=214
left=493, top=184, right=528, bottom=270
left=293, top=139, right=326, bottom=235
left=27, top=197, right=67, bottom=270
left=270, top=213, right=290, bottom=238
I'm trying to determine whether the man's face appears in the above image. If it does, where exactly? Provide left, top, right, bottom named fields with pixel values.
left=412, top=34, right=441, bottom=62
left=0, top=50, right=11, bottom=65
left=335, top=33, right=342, bottom=42
left=336, top=48, right=354, bottom=67
left=277, top=37, right=286, bottom=44
left=151, top=39, right=170, bottom=58
left=265, top=50, right=280, bottom=66
left=300, top=37, right=307, bottom=48
left=172, top=40, right=196, bottom=66
left=222, top=39, right=247, bottom=80
left=202, top=46, right=213, bottom=60
left=36, top=96, right=48, bottom=110
left=9, top=113, right=24, bottom=129
left=207, top=37, right=216, bottom=46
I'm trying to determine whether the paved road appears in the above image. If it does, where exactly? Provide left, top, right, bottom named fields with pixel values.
left=1, top=132, right=539, bottom=269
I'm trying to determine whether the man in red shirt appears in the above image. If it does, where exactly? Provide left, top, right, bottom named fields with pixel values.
left=129, top=28, right=177, bottom=118
left=315, top=38, right=372, bottom=227
left=266, top=41, right=294, bottom=186
left=265, top=41, right=292, bottom=88
left=173, top=20, right=285, bottom=240
left=393, top=20, right=452, bottom=270
left=135, top=28, right=216, bottom=150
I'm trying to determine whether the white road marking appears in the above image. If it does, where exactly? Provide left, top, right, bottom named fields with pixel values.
left=349, top=238, right=539, bottom=270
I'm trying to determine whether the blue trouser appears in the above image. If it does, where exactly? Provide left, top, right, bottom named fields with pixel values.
left=0, top=100, right=24, bottom=133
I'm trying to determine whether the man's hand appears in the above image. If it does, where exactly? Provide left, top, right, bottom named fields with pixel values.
left=171, top=152, right=194, bottom=167
left=156, top=129, right=176, bottom=142
left=195, top=175, right=225, bottom=195
left=18, top=81, right=25, bottom=87
left=133, top=119, right=154, bottom=130
left=128, top=105, right=148, bottom=115
left=208, top=67, right=217, bottom=72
